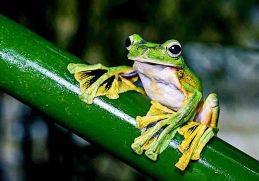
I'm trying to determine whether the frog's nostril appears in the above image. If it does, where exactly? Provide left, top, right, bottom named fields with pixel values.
left=139, top=40, right=146, bottom=44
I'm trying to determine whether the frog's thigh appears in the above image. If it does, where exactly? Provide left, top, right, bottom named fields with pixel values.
left=195, top=93, right=219, bottom=128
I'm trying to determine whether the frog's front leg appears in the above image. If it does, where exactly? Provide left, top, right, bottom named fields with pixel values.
left=131, top=83, right=202, bottom=161
left=131, top=100, right=176, bottom=158
left=68, top=63, right=144, bottom=104
left=135, top=100, right=176, bottom=129
left=176, top=93, right=219, bottom=170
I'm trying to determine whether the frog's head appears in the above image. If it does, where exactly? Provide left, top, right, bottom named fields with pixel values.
left=125, top=34, right=184, bottom=68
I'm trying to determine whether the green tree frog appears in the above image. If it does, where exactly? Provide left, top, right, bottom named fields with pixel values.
left=67, top=34, right=219, bottom=171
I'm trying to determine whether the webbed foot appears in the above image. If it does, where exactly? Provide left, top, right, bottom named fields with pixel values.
left=176, top=93, right=219, bottom=171
left=176, top=122, right=217, bottom=170
left=68, top=63, right=144, bottom=104
left=131, top=101, right=177, bottom=160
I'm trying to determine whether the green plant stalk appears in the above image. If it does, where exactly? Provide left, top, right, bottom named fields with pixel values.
left=0, top=15, right=259, bottom=180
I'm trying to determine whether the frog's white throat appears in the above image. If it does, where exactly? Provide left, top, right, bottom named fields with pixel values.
left=133, top=61, right=185, bottom=111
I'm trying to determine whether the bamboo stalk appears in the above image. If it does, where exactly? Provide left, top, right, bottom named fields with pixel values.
left=0, top=15, right=259, bottom=180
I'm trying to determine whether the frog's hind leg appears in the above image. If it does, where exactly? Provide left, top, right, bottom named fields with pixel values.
left=131, top=101, right=176, bottom=159
left=176, top=93, right=219, bottom=170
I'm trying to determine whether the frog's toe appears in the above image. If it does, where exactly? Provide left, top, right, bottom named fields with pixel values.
left=175, top=155, right=190, bottom=171
left=131, top=142, right=143, bottom=155
left=80, top=92, right=95, bottom=104
left=132, top=134, right=159, bottom=161
left=145, top=150, right=158, bottom=161
left=191, top=127, right=217, bottom=160
left=191, top=153, right=200, bottom=160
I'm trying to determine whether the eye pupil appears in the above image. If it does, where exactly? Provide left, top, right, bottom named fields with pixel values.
left=169, top=45, right=182, bottom=55
left=125, top=37, right=131, bottom=48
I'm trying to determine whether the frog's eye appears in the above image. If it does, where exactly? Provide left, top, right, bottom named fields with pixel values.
left=167, top=42, right=182, bottom=58
left=125, top=35, right=134, bottom=50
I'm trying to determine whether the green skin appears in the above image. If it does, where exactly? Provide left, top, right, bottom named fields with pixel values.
left=68, top=34, right=219, bottom=170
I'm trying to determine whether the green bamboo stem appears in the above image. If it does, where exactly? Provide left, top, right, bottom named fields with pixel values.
left=0, top=15, right=259, bottom=180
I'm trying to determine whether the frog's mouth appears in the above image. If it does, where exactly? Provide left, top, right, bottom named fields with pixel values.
left=129, top=58, right=183, bottom=69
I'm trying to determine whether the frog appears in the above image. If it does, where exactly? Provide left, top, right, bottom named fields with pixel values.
left=67, top=34, right=219, bottom=171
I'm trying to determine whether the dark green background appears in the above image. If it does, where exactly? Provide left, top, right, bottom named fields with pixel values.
left=0, top=0, right=259, bottom=180
left=1, top=0, right=259, bottom=66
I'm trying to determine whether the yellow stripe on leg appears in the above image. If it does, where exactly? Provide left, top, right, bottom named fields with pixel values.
left=136, top=115, right=171, bottom=129
left=178, top=121, right=200, bottom=137
left=178, top=123, right=201, bottom=153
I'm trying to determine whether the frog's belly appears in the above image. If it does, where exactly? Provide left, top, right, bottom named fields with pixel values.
left=138, top=73, right=185, bottom=110
left=133, top=62, right=185, bottom=111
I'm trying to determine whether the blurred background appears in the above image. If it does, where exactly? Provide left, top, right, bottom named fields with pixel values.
left=0, top=0, right=259, bottom=180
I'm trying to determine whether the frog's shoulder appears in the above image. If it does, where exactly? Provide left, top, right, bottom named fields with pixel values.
left=181, top=65, right=202, bottom=92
